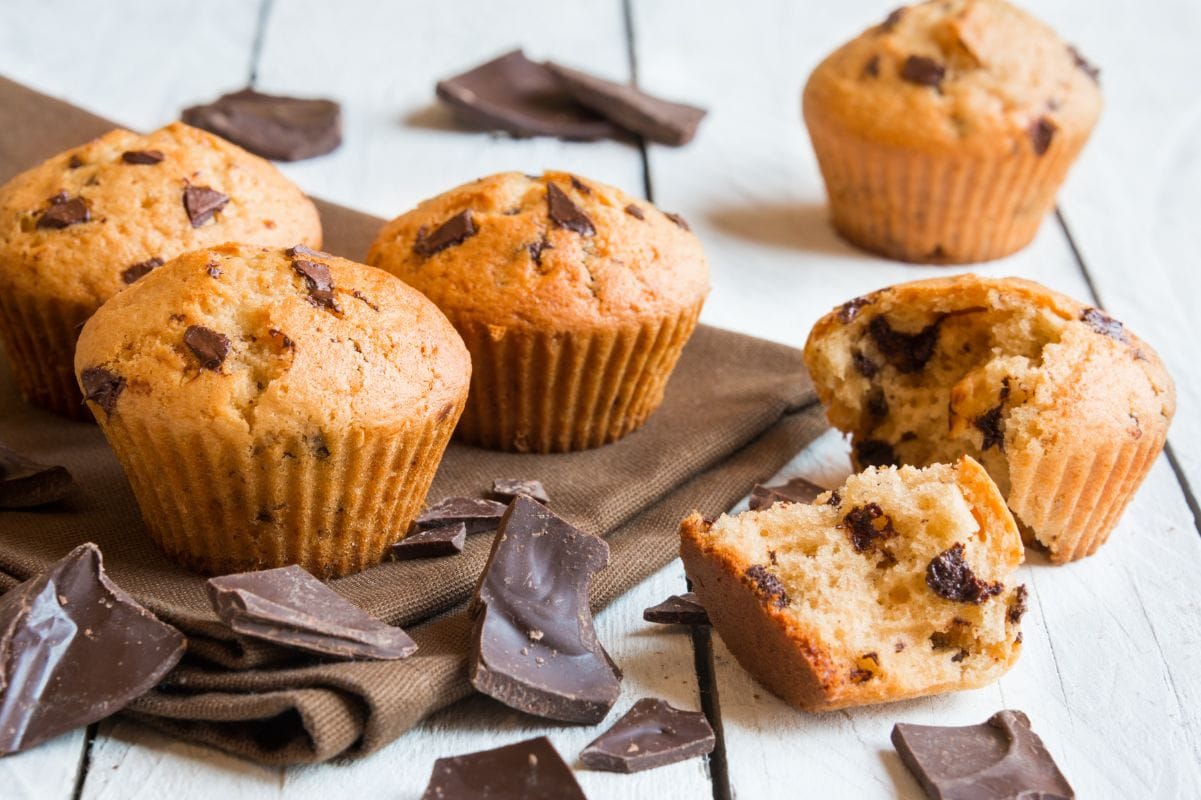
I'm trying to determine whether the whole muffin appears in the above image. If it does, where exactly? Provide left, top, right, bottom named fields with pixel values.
left=0, top=122, right=321, bottom=418
left=368, top=171, right=709, bottom=453
left=803, top=275, right=1175, bottom=562
left=802, top=0, right=1102, bottom=263
left=74, top=243, right=470, bottom=578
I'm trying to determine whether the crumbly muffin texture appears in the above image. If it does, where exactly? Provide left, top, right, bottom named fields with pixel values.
left=804, top=275, right=1175, bottom=562
left=680, top=457, right=1025, bottom=711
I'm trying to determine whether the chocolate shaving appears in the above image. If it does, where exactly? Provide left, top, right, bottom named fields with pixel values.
left=182, top=88, right=342, bottom=161
left=412, top=209, right=477, bottom=256
left=744, top=564, right=789, bottom=608
left=80, top=366, right=125, bottom=416
left=900, top=55, right=946, bottom=88
left=643, top=592, right=710, bottom=626
left=36, top=195, right=89, bottom=229
left=184, top=325, right=230, bottom=371
left=416, top=496, right=507, bottom=535
left=0, top=442, right=75, bottom=509
left=840, top=503, right=897, bottom=553
left=868, top=315, right=941, bottom=373
left=1029, top=116, right=1057, bottom=156
left=121, top=256, right=164, bottom=284
left=182, top=184, right=229, bottom=227
left=391, top=522, right=466, bottom=561
left=926, top=543, right=1004, bottom=604
left=546, top=183, right=595, bottom=236
left=121, top=149, right=164, bottom=165
left=748, top=476, right=824, bottom=511
left=490, top=478, right=550, bottom=505
left=580, top=698, right=716, bottom=773
left=420, top=737, right=586, bottom=800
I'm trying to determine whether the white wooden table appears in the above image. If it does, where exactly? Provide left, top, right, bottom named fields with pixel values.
left=2, top=1, right=1199, bottom=797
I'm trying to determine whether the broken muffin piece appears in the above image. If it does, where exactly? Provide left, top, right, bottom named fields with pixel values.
left=803, top=275, right=1175, bottom=563
left=680, top=456, right=1025, bottom=712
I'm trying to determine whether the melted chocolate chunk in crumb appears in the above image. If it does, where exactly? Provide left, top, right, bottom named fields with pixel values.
left=1028, top=117, right=1057, bottom=156
left=121, top=257, right=164, bottom=284
left=926, top=543, right=1003, bottom=604
left=840, top=503, right=897, bottom=553
left=838, top=295, right=873, bottom=324
left=855, top=439, right=897, bottom=468
left=183, top=185, right=229, bottom=227
left=184, top=325, right=230, bottom=371
left=975, top=405, right=1006, bottom=451
left=412, top=210, right=477, bottom=256
left=744, top=565, right=789, bottom=609
left=80, top=367, right=125, bottom=415
left=900, top=56, right=946, bottom=88
left=121, top=149, right=164, bottom=165
left=36, top=195, right=89, bottom=229
left=1081, top=307, right=1130, bottom=342
left=546, top=183, right=596, bottom=236
left=868, top=315, right=941, bottom=373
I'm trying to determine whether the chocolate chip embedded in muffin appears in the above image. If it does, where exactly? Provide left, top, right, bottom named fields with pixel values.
left=412, top=210, right=477, bottom=256
left=121, top=149, right=164, bottom=165
left=868, top=316, right=941, bottom=373
left=744, top=564, right=790, bottom=608
left=838, top=296, right=873, bottom=324
left=80, top=366, right=125, bottom=415
left=1028, top=117, right=1057, bottom=155
left=183, top=325, right=230, bottom=371
left=182, top=184, right=229, bottom=227
left=546, top=183, right=595, bottom=236
left=840, top=502, right=897, bottom=553
left=900, top=55, right=945, bottom=88
left=36, top=194, right=89, bottom=229
left=291, top=257, right=340, bottom=312
left=926, top=543, right=1004, bottom=604
left=1080, top=307, right=1129, bottom=342
left=121, top=257, right=164, bottom=284
left=624, top=204, right=645, bottom=220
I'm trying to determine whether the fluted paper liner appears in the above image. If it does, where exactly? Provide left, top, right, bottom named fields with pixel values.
left=0, top=288, right=91, bottom=418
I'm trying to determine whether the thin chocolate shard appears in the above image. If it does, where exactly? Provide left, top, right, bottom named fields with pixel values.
left=183, top=184, right=229, bottom=227
left=80, top=366, right=125, bottom=416
left=285, top=244, right=333, bottom=259
left=435, top=49, right=617, bottom=141
left=121, top=256, right=164, bottom=284
left=892, top=710, right=1074, bottom=800
left=546, top=183, right=596, bottom=236
left=0, top=442, right=75, bottom=509
left=206, top=565, right=417, bottom=660
left=581, top=698, right=715, bottom=774
left=412, top=209, right=477, bottom=256
left=1080, top=307, right=1129, bottom=342
left=748, top=476, right=824, bottom=510
left=121, top=149, right=164, bottom=165
left=468, top=496, right=621, bottom=724
left=182, top=88, right=342, bottom=161
left=868, top=315, right=941, bottom=373
left=490, top=478, right=550, bottom=505
left=36, top=195, right=89, bottom=229
left=901, top=55, right=946, bottom=88
left=291, top=258, right=341, bottom=312
left=926, top=543, right=1004, bottom=604
left=391, top=522, right=467, bottom=561
left=0, top=543, right=185, bottom=756
left=643, top=592, right=709, bottom=625
left=546, top=61, right=707, bottom=146
left=183, top=325, right=230, bottom=371
left=420, top=737, right=586, bottom=800
left=1029, top=116, right=1057, bottom=156
left=744, top=564, right=789, bottom=609
left=416, top=496, right=507, bottom=535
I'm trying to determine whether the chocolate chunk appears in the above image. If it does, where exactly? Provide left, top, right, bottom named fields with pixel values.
left=624, top=203, right=646, bottom=220
left=570, top=176, right=592, bottom=194
left=838, top=296, right=873, bottom=324
left=868, top=315, right=941, bottom=373
left=892, top=710, right=1074, bottom=800
left=546, top=61, right=707, bottom=147
left=546, top=183, right=595, bottom=236
left=855, top=438, right=897, bottom=468
left=468, top=496, right=621, bottom=723
left=435, top=49, right=617, bottom=141
left=80, top=366, right=125, bottom=416
left=490, top=478, right=550, bottom=505
left=412, top=209, right=477, bottom=256
left=581, top=698, right=716, bottom=773
left=121, top=149, right=164, bottom=165
left=1008, top=584, right=1029, bottom=624
left=665, top=211, right=691, bottom=231
left=827, top=490, right=842, bottom=508
left=36, top=195, right=89, bottom=229
left=67, top=154, right=84, bottom=169
left=183, top=184, right=229, bottom=227
left=121, top=256, right=163, bottom=284
left=926, top=543, right=1004, bottom=604
left=416, top=496, right=507, bottom=535
left=0, top=442, right=75, bottom=509
left=643, top=592, right=709, bottom=626
left=1068, top=45, right=1101, bottom=84
left=206, top=565, right=417, bottom=660
left=748, top=476, right=824, bottom=511
left=420, top=737, right=586, bottom=800
left=391, top=522, right=467, bottom=560
left=0, top=544, right=185, bottom=756
left=841, top=503, right=897, bottom=553
left=182, top=88, right=342, bottom=161
left=744, top=564, right=789, bottom=608
left=292, top=258, right=341, bottom=312
left=901, top=55, right=946, bottom=88
left=1080, top=307, right=1129, bottom=342
left=864, top=55, right=881, bottom=78
left=286, top=244, right=332, bottom=259
left=976, top=404, right=1006, bottom=451
left=1029, top=116, right=1056, bottom=156
left=527, top=236, right=552, bottom=266
left=184, top=325, right=230, bottom=371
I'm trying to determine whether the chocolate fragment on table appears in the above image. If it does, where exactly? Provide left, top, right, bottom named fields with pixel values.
left=0, top=442, right=76, bottom=509
left=490, top=478, right=550, bottom=505
left=182, top=88, right=342, bottom=161
left=580, top=698, right=715, bottom=773
left=642, top=592, right=709, bottom=626
left=416, top=496, right=507, bottom=535
left=748, top=475, right=825, bottom=511
left=546, top=61, right=707, bottom=146
left=435, top=49, right=618, bottom=141
left=0, top=543, right=185, bottom=756
left=420, top=736, right=585, bottom=800
left=206, top=565, right=417, bottom=660
left=469, top=495, right=621, bottom=723
left=892, top=710, right=1074, bottom=800
left=391, top=521, right=467, bottom=560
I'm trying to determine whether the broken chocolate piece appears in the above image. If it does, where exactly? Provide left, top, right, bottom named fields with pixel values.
left=624, top=203, right=645, bottom=220
left=420, top=736, right=585, bottom=800
left=868, top=315, right=941, bottom=373
left=976, top=403, right=1006, bottom=451
left=121, top=149, right=164, bottom=165
left=0, top=543, right=185, bottom=756
left=435, top=49, right=617, bottom=141
left=183, top=184, right=229, bottom=227
left=412, top=209, right=477, bottom=256
left=1080, top=307, right=1129, bottom=342
left=855, top=438, right=897, bottom=468
left=286, top=244, right=332, bottom=259
left=838, top=295, right=873, bottom=324
left=416, top=496, right=507, bottom=535
left=0, top=442, right=75, bottom=509
left=546, top=182, right=595, bottom=236
left=581, top=698, right=715, bottom=773
left=841, top=503, right=897, bottom=553
left=490, top=478, right=550, bottom=505
left=206, top=565, right=417, bottom=660
left=183, top=325, right=230, bottom=371
left=291, top=258, right=340, bottom=312
left=36, top=195, right=89, bottom=229
left=391, top=522, right=467, bottom=560
left=546, top=61, right=707, bottom=147
left=643, top=592, right=709, bottom=625
left=1029, top=116, right=1056, bottom=156
left=182, top=88, right=342, bottom=161
left=892, top=710, right=1074, bottom=800
left=926, top=543, right=1004, bottom=604
left=748, top=476, right=824, bottom=511
left=744, top=564, right=789, bottom=609
left=901, top=55, right=946, bottom=88
left=1068, top=45, right=1100, bottom=84
left=468, top=495, right=621, bottom=723
left=80, top=366, right=125, bottom=416
left=121, top=256, right=164, bottom=284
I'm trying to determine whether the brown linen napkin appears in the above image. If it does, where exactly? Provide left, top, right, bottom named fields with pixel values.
left=0, top=77, right=828, bottom=764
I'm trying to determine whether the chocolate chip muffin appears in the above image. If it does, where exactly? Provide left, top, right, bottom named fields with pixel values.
left=802, top=0, right=1102, bottom=263
left=803, top=275, right=1175, bottom=563
left=74, top=243, right=470, bottom=578
left=367, top=171, right=709, bottom=453
left=0, top=122, right=321, bottom=418
left=681, top=457, right=1025, bottom=711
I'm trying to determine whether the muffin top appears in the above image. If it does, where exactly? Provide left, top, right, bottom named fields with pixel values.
left=366, top=171, right=709, bottom=330
left=802, top=0, right=1102, bottom=155
left=0, top=122, right=322, bottom=308
left=74, top=243, right=470, bottom=436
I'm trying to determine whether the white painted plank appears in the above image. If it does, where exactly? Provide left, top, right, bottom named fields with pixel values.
left=0, top=730, right=88, bottom=800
